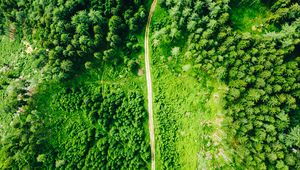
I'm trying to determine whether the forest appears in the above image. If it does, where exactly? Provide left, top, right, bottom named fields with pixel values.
left=0, top=0, right=150, bottom=169
left=0, top=0, right=299, bottom=169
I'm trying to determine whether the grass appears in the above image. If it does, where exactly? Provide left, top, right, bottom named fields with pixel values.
left=230, top=1, right=277, bottom=33
left=0, top=37, right=23, bottom=65
left=150, top=3, right=234, bottom=169
left=0, top=36, right=24, bottom=123
left=153, top=68, right=208, bottom=169
left=0, top=38, right=16, bottom=126
left=152, top=61, right=233, bottom=169
left=0, top=36, right=41, bottom=75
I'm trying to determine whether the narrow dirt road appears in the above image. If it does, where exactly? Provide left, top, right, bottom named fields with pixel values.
left=144, top=0, right=157, bottom=170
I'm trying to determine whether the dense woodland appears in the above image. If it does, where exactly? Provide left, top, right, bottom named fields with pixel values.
left=0, top=0, right=150, bottom=169
left=0, top=0, right=146, bottom=78
left=0, top=0, right=299, bottom=169
left=0, top=84, right=150, bottom=169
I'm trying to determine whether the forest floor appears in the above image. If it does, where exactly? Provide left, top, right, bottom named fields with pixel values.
left=144, top=0, right=157, bottom=170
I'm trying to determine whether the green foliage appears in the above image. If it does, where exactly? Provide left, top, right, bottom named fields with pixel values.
left=155, top=93, right=180, bottom=169
left=0, top=107, right=54, bottom=169
left=0, top=37, right=38, bottom=120
left=0, top=1, right=150, bottom=169
left=230, top=0, right=274, bottom=33
left=158, top=0, right=300, bottom=169
left=1, top=0, right=300, bottom=169
left=286, top=125, right=300, bottom=147
left=0, top=0, right=147, bottom=79
left=0, top=83, right=150, bottom=169
left=51, top=85, right=150, bottom=169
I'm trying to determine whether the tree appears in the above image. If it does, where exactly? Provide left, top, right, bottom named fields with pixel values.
left=286, top=125, right=300, bottom=147
left=36, top=154, right=47, bottom=163
left=85, top=61, right=93, bottom=70
left=108, top=16, right=123, bottom=34
left=171, top=47, right=180, bottom=56
left=103, top=49, right=116, bottom=61
left=60, top=60, right=73, bottom=72
left=248, top=89, right=261, bottom=102
left=187, top=20, right=197, bottom=32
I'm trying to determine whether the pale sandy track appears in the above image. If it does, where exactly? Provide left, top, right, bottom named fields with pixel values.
left=144, top=0, right=157, bottom=170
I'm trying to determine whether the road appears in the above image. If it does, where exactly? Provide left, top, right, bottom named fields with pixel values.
left=144, top=0, right=157, bottom=170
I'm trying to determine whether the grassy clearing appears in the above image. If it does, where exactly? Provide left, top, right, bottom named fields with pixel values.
left=0, top=37, right=22, bottom=65
left=0, top=37, right=30, bottom=122
left=0, top=37, right=21, bottom=123
left=230, top=1, right=276, bottom=33
left=0, top=36, right=41, bottom=75
left=150, top=3, right=233, bottom=169
left=153, top=68, right=208, bottom=169
left=152, top=59, right=233, bottom=169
